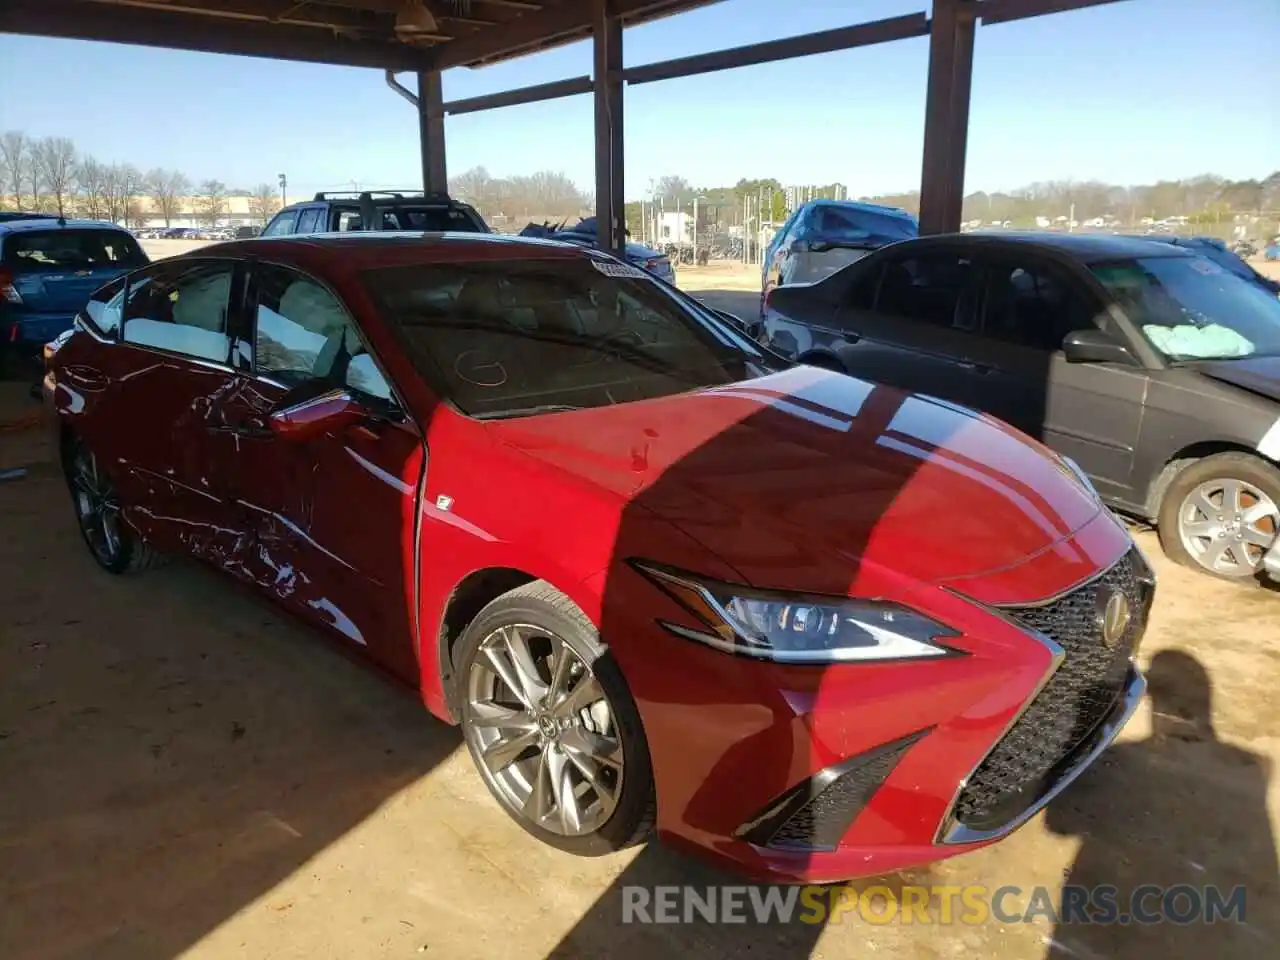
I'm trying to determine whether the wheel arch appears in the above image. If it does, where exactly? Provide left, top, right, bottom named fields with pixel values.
left=1143, top=439, right=1278, bottom=520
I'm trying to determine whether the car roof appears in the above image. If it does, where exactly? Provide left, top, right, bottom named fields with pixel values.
left=195, top=231, right=591, bottom=271
left=804, top=199, right=917, bottom=221
left=0, top=218, right=134, bottom=235
left=929, top=230, right=1194, bottom=262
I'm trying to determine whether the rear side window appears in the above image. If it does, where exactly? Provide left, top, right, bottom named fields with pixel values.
left=3, top=229, right=146, bottom=271
left=875, top=254, right=977, bottom=330
left=262, top=210, right=298, bottom=237
left=83, top=277, right=127, bottom=338
left=981, top=262, right=1095, bottom=351
left=122, top=261, right=235, bottom=364
left=392, top=207, right=484, bottom=232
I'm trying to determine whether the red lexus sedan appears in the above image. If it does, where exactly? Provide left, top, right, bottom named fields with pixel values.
left=43, top=233, right=1154, bottom=883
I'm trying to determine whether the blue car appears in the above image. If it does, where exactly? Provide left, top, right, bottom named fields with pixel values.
left=762, top=200, right=918, bottom=313
left=0, top=218, right=148, bottom=352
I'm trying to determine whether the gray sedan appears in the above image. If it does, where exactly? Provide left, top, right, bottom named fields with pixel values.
left=760, top=232, right=1280, bottom=583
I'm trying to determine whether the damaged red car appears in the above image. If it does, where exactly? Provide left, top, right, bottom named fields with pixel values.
left=43, top=233, right=1154, bottom=882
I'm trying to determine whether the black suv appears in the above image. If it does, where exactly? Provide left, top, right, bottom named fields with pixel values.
left=262, top=190, right=489, bottom=237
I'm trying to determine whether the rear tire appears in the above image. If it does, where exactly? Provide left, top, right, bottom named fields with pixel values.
left=62, top=433, right=166, bottom=575
left=1157, top=452, right=1280, bottom=582
left=453, top=580, right=655, bottom=856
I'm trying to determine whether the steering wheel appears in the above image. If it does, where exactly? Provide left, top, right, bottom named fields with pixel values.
left=591, top=328, right=646, bottom=363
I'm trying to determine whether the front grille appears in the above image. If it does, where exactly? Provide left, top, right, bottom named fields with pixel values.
left=951, top=548, right=1152, bottom=832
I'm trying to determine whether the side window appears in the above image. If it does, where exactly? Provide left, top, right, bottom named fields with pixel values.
left=122, top=261, right=234, bottom=364
left=844, top=262, right=884, bottom=311
left=83, top=277, right=127, bottom=338
left=335, top=210, right=363, bottom=232
left=295, top=207, right=322, bottom=234
left=981, top=262, right=1095, bottom=351
left=262, top=210, right=298, bottom=237
left=253, top=264, right=393, bottom=401
left=874, top=253, right=976, bottom=330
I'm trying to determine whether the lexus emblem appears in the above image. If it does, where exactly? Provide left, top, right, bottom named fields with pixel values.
left=1096, top=588, right=1131, bottom=648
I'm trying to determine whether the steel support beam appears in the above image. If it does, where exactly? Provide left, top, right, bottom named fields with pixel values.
left=443, top=76, right=594, bottom=116
left=918, top=0, right=977, bottom=235
left=624, top=13, right=929, bottom=85
left=593, top=2, right=626, bottom=256
left=418, top=71, right=448, bottom=196
left=977, top=0, right=1127, bottom=25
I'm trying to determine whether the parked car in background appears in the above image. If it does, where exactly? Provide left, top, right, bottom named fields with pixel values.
left=519, top=216, right=676, bottom=284
left=43, top=232, right=1150, bottom=882
left=1266, top=243, right=1280, bottom=262
left=1132, top=234, right=1280, bottom=295
left=264, top=190, right=489, bottom=237
left=761, top=199, right=918, bottom=315
left=234, top=225, right=262, bottom=240
left=1, top=217, right=148, bottom=355
left=761, top=232, right=1280, bottom=582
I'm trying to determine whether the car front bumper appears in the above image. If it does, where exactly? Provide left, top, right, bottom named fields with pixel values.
left=606, top=535, right=1152, bottom=883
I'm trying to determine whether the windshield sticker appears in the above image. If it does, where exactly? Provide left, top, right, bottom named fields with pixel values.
left=1188, top=257, right=1224, bottom=275
left=591, top=259, right=650, bottom=281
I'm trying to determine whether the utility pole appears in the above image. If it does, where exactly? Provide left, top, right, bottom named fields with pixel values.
left=278, top=173, right=288, bottom=208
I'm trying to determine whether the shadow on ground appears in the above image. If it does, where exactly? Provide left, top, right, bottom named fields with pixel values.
left=0, top=456, right=461, bottom=959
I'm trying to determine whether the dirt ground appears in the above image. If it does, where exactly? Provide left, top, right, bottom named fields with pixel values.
left=1, top=261, right=1278, bottom=960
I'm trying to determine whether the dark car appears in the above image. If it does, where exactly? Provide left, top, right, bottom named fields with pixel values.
left=762, top=200, right=918, bottom=314
left=518, top=216, right=676, bottom=284
left=264, top=190, right=489, bottom=237
left=760, top=232, right=1280, bottom=582
left=41, top=232, right=1148, bottom=882
left=1, top=218, right=148, bottom=353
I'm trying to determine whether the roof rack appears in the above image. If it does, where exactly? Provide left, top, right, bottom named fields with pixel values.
left=312, top=190, right=411, bottom=201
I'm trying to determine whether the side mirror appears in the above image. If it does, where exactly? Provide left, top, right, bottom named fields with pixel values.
left=1062, top=328, right=1136, bottom=365
left=269, top=386, right=370, bottom=442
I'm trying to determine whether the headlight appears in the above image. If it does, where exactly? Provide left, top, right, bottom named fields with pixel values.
left=634, top=562, right=959, bottom=664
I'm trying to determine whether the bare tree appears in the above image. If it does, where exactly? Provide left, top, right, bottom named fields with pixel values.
left=35, top=137, right=77, bottom=217
left=76, top=156, right=109, bottom=220
left=0, top=130, right=28, bottom=210
left=247, top=182, right=280, bottom=225
left=101, top=163, right=143, bottom=224
left=145, top=168, right=191, bottom=227
left=197, top=179, right=228, bottom=226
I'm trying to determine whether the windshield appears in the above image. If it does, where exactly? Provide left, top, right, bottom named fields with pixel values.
left=1092, top=255, right=1280, bottom=361
left=3, top=229, right=147, bottom=272
left=363, top=257, right=777, bottom=418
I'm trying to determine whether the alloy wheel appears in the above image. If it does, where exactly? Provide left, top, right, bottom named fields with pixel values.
left=68, top=443, right=124, bottom=567
left=1177, top=477, right=1279, bottom=577
left=463, top=624, right=624, bottom=837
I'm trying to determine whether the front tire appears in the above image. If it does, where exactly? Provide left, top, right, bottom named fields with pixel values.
left=1157, top=452, right=1280, bottom=581
left=62, top=434, right=165, bottom=575
left=454, top=580, right=655, bottom=856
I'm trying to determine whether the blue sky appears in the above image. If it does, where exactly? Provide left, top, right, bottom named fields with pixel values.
left=0, top=0, right=1276, bottom=199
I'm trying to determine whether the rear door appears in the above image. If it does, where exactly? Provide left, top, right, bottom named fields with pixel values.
left=962, top=253, right=1147, bottom=498
left=204, top=261, right=424, bottom=680
left=832, top=248, right=987, bottom=407
left=71, top=257, right=246, bottom=552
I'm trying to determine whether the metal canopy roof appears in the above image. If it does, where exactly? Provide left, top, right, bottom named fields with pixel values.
left=0, top=0, right=722, bottom=71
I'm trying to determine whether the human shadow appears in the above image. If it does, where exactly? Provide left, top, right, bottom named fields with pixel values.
left=1045, top=649, right=1278, bottom=959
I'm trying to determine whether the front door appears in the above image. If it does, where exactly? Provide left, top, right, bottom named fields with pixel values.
left=963, top=255, right=1147, bottom=500
left=205, top=261, right=424, bottom=681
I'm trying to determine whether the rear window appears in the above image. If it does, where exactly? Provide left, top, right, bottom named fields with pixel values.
left=3, top=229, right=147, bottom=272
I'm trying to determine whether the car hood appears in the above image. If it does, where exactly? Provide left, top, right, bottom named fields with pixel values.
left=483, top=367, right=1103, bottom=594
left=1187, top=355, right=1280, bottom=403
